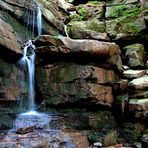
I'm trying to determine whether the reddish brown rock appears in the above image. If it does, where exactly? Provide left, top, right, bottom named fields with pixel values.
left=36, top=63, right=115, bottom=107
left=16, top=126, right=35, bottom=134
left=38, top=82, right=113, bottom=107
left=36, top=63, right=118, bottom=83
left=129, top=99, right=148, bottom=119
left=35, top=35, right=122, bottom=71
left=63, top=130, right=89, bottom=148
left=61, top=37, right=120, bottom=57
left=35, top=35, right=120, bottom=57
left=0, top=18, right=21, bottom=53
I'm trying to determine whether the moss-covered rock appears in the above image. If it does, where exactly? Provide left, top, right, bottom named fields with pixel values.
left=67, top=19, right=107, bottom=39
left=88, top=130, right=117, bottom=147
left=106, top=0, right=139, bottom=5
left=74, top=2, right=104, bottom=21
left=36, top=63, right=115, bottom=107
left=106, top=15, right=146, bottom=40
left=123, top=44, right=145, bottom=68
left=88, top=111, right=116, bottom=130
left=118, top=123, right=144, bottom=143
left=141, top=129, right=148, bottom=148
left=106, top=4, right=141, bottom=19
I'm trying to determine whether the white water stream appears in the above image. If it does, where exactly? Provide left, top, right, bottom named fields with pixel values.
left=19, top=40, right=35, bottom=111
left=37, top=4, right=42, bottom=35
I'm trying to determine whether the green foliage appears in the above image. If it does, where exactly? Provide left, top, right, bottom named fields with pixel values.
left=107, top=4, right=142, bottom=18
left=78, top=7, right=89, bottom=21
left=88, top=1, right=101, bottom=5
left=116, top=95, right=125, bottom=103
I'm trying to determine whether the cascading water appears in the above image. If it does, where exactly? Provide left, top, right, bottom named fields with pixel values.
left=19, top=0, right=42, bottom=113
left=37, top=4, right=42, bottom=36
left=26, top=0, right=42, bottom=38
left=33, top=0, right=42, bottom=36
left=19, top=40, right=35, bottom=112
left=64, top=24, right=69, bottom=38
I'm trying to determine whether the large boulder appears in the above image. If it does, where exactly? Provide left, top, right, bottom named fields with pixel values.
left=67, top=20, right=109, bottom=41
left=106, top=3, right=141, bottom=19
left=35, top=35, right=123, bottom=71
left=128, top=75, right=148, bottom=90
left=106, top=15, right=146, bottom=41
left=70, top=2, right=105, bottom=21
left=123, top=44, right=145, bottom=68
left=129, top=99, right=148, bottom=119
left=123, top=69, right=145, bottom=79
left=36, top=63, right=115, bottom=107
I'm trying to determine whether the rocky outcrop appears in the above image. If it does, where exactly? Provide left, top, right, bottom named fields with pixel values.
left=0, top=58, right=27, bottom=101
left=35, top=35, right=122, bottom=71
left=0, top=0, right=148, bottom=147
left=67, top=0, right=148, bottom=41
left=123, top=70, right=145, bottom=79
left=129, top=99, right=148, bottom=119
left=0, top=18, right=21, bottom=54
left=36, top=63, right=117, bottom=107
left=0, top=0, right=68, bottom=55
left=35, top=35, right=122, bottom=107
left=123, top=44, right=145, bottom=68
left=141, top=129, right=148, bottom=148
left=128, top=75, right=148, bottom=90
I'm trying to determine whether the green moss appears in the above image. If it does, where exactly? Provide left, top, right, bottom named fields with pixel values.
left=88, top=130, right=117, bottom=146
left=118, top=123, right=144, bottom=143
left=88, top=1, right=101, bottom=5
left=70, top=13, right=82, bottom=21
left=106, top=4, right=142, bottom=18
left=78, top=7, right=89, bottom=21
left=87, top=20, right=105, bottom=32
left=116, top=96, right=125, bottom=103
left=89, top=111, right=116, bottom=130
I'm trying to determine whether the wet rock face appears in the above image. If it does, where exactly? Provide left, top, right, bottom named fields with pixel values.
left=0, top=57, right=28, bottom=130
left=0, top=58, right=27, bottom=101
left=36, top=63, right=116, bottom=107
left=0, top=0, right=68, bottom=55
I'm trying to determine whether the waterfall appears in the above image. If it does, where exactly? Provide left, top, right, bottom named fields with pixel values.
left=25, top=0, right=42, bottom=37
left=19, top=40, right=36, bottom=111
left=33, top=0, right=42, bottom=36
left=64, top=24, right=69, bottom=38
left=37, top=4, right=42, bottom=36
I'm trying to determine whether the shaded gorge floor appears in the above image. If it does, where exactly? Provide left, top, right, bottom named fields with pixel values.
left=0, top=103, right=147, bottom=148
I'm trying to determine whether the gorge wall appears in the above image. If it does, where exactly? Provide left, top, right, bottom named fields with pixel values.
left=0, top=0, right=148, bottom=147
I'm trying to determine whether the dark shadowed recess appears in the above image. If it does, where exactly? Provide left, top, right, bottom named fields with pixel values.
left=0, top=45, right=21, bottom=64
left=36, top=51, right=112, bottom=65
left=39, top=97, right=112, bottom=112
